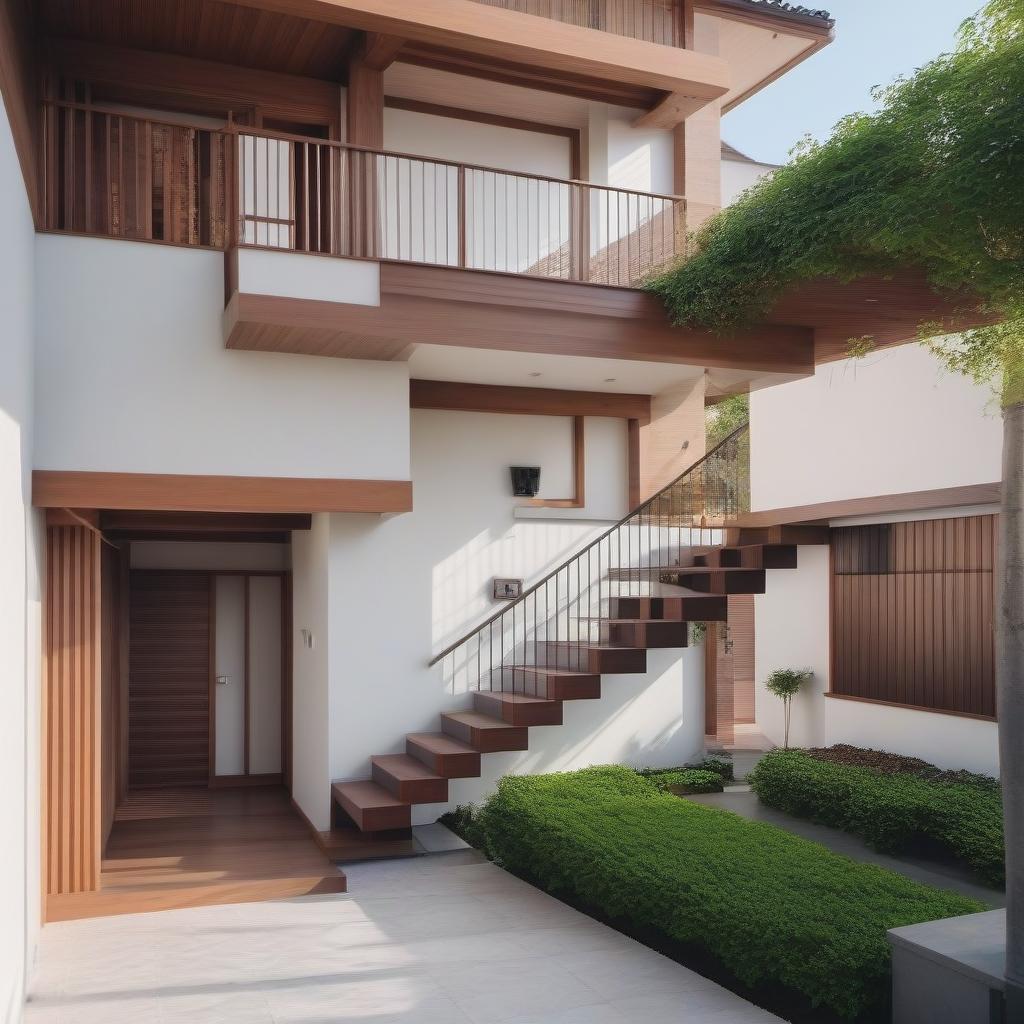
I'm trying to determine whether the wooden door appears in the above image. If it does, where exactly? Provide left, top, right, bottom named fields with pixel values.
left=128, top=572, right=211, bottom=788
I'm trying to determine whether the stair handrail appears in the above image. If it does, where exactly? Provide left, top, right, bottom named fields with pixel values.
left=429, top=421, right=750, bottom=668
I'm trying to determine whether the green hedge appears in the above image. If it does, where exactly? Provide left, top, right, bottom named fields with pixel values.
left=748, top=750, right=1005, bottom=887
left=477, top=766, right=981, bottom=1020
left=639, top=767, right=724, bottom=794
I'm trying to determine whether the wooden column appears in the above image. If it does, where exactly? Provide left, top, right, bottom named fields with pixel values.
left=43, top=525, right=103, bottom=905
left=637, top=376, right=706, bottom=503
left=673, top=4, right=722, bottom=233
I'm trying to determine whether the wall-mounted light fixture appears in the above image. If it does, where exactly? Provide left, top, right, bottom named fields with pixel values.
left=510, top=466, right=541, bottom=497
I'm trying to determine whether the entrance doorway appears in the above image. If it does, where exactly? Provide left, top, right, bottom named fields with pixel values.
left=127, top=569, right=288, bottom=789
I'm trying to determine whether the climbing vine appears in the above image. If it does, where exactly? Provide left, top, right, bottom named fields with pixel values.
left=649, top=0, right=1024, bottom=402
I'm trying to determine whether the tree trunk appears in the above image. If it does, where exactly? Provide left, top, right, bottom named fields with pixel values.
left=999, top=402, right=1024, bottom=1015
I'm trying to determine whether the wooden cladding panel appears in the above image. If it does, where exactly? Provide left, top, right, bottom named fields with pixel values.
left=728, top=595, right=755, bottom=725
left=830, top=516, right=996, bottom=719
left=128, top=572, right=212, bottom=788
left=44, top=525, right=102, bottom=898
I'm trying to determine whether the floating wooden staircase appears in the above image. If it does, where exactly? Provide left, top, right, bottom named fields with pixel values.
left=330, top=425, right=830, bottom=843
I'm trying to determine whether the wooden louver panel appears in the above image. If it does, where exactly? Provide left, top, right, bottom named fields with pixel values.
left=830, top=516, right=996, bottom=718
left=44, top=525, right=102, bottom=898
left=128, top=572, right=212, bottom=788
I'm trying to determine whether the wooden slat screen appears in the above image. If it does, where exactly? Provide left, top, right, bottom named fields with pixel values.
left=830, top=516, right=996, bottom=718
left=128, top=572, right=212, bottom=788
left=44, top=525, right=102, bottom=898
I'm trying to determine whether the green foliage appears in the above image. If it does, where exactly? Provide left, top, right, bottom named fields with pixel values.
left=696, top=755, right=734, bottom=780
left=438, top=803, right=485, bottom=849
left=765, top=668, right=811, bottom=700
left=706, top=394, right=749, bottom=447
left=648, top=0, right=1024, bottom=402
left=749, top=750, right=1005, bottom=886
left=476, top=766, right=982, bottom=1019
left=639, top=767, right=724, bottom=794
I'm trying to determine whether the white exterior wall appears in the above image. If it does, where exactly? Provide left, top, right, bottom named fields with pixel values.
left=721, top=155, right=776, bottom=206
left=383, top=107, right=573, bottom=178
left=34, top=236, right=410, bottom=481
left=0, top=99, right=42, bottom=1024
left=750, top=345, right=1001, bottom=776
left=291, top=515, right=332, bottom=828
left=289, top=409, right=705, bottom=828
left=750, top=345, right=1001, bottom=512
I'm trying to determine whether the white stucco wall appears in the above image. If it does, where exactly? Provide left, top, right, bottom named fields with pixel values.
left=34, top=235, right=411, bottom=481
left=721, top=155, right=776, bottom=206
left=0, top=98, right=42, bottom=1024
left=291, top=515, right=333, bottom=828
left=383, top=106, right=573, bottom=179
left=750, top=344, right=1001, bottom=512
left=285, top=409, right=705, bottom=829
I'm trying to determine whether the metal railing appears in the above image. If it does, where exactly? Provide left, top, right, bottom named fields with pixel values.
left=431, top=423, right=750, bottom=692
left=41, top=102, right=687, bottom=288
left=471, top=0, right=682, bottom=46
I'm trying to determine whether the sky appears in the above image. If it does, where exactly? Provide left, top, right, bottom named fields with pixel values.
left=722, top=0, right=984, bottom=165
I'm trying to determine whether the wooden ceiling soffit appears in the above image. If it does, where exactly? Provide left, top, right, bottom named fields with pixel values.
left=33, top=471, right=413, bottom=515
left=227, top=0, right=730, bottom=105
left=410, top=380, right=652, bottom=422
left=762, top=271, right=994, bottom=364
left=44, top=37, right=342, bottom=123
left=225, top=263, right=815, bottom=375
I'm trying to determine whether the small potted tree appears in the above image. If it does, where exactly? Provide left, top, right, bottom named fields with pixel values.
left=765, top=668, right=812, bottom=749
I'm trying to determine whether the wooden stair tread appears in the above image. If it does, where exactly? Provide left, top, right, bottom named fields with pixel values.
left=332, top=780, right=407, bottom=810
left=477, top=692, right=556, bottom=705
left=370, top=754, right=445, bottom=783
left=442, top=710, right=514, bottom=730
left=504, top=666, right=597, bottom=676
left=406, top=732, right=478, bottom=756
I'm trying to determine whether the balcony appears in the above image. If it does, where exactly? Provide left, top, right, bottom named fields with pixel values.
left=469, top=0, right=682, bottom=47
left=41, top=102, right=687, bottom=289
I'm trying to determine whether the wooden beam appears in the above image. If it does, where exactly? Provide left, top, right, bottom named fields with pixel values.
left=227, top=0, right=731, bottom=102
left=361, top=31, right=405, bottom=71
left=735, top=482, right=1002, bottom=529
left=634, top=91, right=707, bottom=130
left=226, top=262, right=816, bottom=375
left=346, top=56, right=383, bottom=147
left=33, top=471, right=413, bottom=514
left=98, top=512, right=313, bottom=533
left=44, top=37, right=342, bottom=124
left=410, top=379, right=651, bottom=421
left=0, top=0, right=39, bottom=222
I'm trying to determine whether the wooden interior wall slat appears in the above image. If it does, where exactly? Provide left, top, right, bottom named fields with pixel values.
left=728, top=595, right=755, bottom=724
left=43, top=525, right=102, bottom=900
left=830, top=515, right=996, bottom=719
left=128, top=572, right=211, bottom=788
left=99, top=540, right=123, bottom=848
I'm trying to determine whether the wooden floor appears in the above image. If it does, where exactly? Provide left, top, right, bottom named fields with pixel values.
left=46, top=786, right=347, bottom=922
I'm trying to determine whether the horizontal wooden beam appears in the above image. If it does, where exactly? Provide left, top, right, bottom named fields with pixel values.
left=633, top=91, right=708, bottom=130
left=226, top=262, right=815, bottom=375
left=360, top=31, right=406, bottom=71
left=33, top=472, right=412, bottom=514
left=228, top=0, right=730, bottom=102
left=736, top=482, right=1001, bottom=529
left=44, top=37, right=342, bottom=124
left=410, top=379, right=651, bottom=421
left=98, top=511, right=313, bottom=533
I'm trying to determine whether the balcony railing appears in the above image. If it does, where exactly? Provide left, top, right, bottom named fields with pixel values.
left=41, top=102, right=687, bottom=288
left=470, top=0, right=681, bottom=47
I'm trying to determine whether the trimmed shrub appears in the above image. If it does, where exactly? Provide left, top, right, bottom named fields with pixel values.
left=438, top=803, right=485, bottom=849
left=477, top=766, right=982, bottom=1020
left=640, top=767, right=724, bottom=794
left=697, top=755, right=734, bottom=780
left=749, top=750, right=1005, bottom=886
left=806, top=744, right=1000, bottom=793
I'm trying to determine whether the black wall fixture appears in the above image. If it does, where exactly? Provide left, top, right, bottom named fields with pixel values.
left=510, top=466, right=541, bottom=497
